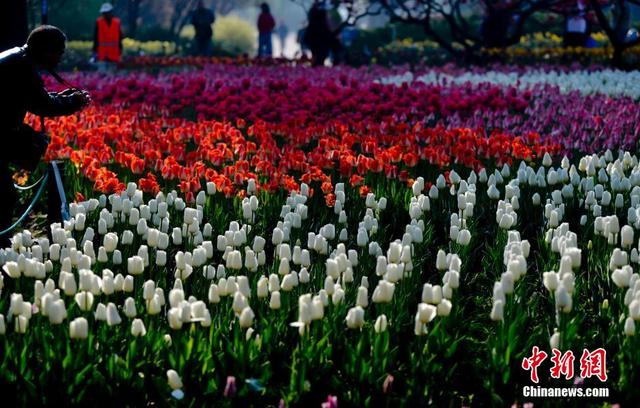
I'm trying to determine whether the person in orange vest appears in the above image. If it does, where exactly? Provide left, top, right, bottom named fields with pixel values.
left=92, top=3, right=123, bottom=65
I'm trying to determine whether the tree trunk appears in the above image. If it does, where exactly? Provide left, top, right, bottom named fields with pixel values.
left=127, top=0, right=141, bottom=37
left=612, top=45, right=625, bottom=69
left=0, top=0, right=29, bottom=51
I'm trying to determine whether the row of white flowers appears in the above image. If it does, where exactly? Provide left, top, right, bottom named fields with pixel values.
left=378, top=69, right=640, bottom=99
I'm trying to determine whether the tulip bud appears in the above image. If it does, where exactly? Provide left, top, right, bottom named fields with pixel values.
left=147, top=295, right=162, bottom=315
left=624, top=316, right=636, bottom=336
left=239, top=306, right=255, bottom=328
left=75, top=291, right=94, bottom=311
left=143, top=280, right=155, bottom=301
left=123, top=275, right=134, bottom=292
left=345, top=306, right=365, bottom=329
left=127, top=255, right=144, bottom=275
left=490, top=300, right=504, bottom=321
left=332, top=287, right=345, bottom=305
left=106, top=302, right=122, bottom=326
left=131, top=318, right=147, bottom=337
left=69, top=317, right=88, bottom=339
left=299, top=267, right=310, bottom=283
left=356, top=286, right=368, bottom=308
left=417, top=303, right=437, bottom=324
left=124, top=297, right=137, bottom=318
left=167, top=369, right=183, bottom=390
left=95, top=303, right=107, bottom=321
left=374, top=314, right=388, bottom=333
left=167, top=308, right=183, bottom=330
left=112, top=250, right=122, bottom=265
left=15, top=315, right=28, bottom=334
left=270, top=291, right=281, bottom=310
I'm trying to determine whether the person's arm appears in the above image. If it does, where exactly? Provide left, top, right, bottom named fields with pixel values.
left=25, top=75, right=86, bottom=117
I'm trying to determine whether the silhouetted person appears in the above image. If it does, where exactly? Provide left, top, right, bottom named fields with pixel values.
left=304, top=2, right=332, bottom=66
left=277, top=21, right=288, bottom=57
left=257, top=3, right=276, bottom=57
left=93, top=3, right=123, bottom=66
left=191, top=0, right=215, bottom=56
left=0, top=26, right=90, bottom=246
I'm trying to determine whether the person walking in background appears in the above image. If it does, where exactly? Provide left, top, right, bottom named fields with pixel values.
left=564, top=0, right=588, bottom=47
left=303, top=2, right=332, bottom=66
left=297, top=23, right=310, bottom=57
left=257, top=3, right=276, bottom=58
left=277, top=21, right=288, bottom=57
left=92, top=3, right=123, bottom=68
left=326, top=2, right=344, bottom=64
left=0, top=26, right=90, bottom=246
left=191, top=0, right=215, bottom=56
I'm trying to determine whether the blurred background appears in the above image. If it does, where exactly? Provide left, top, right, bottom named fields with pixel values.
left=2, top=0, right=640, bottom=68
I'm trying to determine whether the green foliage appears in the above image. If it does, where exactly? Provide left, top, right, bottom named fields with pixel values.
left=47, top=0, right=104, bottom=41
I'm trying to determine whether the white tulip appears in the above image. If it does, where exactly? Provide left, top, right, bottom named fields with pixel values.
left=374, top=314, right=388, bottom=333
left=74, top=291, right=94, bottom=311
left=345, top=306, right=365, bottom=329
left=127, top=256, right=144, bottom=275
left=15, top=315, right=28, bottom=334
left=112, top=250, right=122, bottom=265
left=270, top=291, right=281, bottom=310
left=356, top=286, right=368, bottom=308
left=239, top=306, right=255, bottom=328
left=2, top=261, right=20, bottom=278
left=257, top=277, right=269, bottom=298
left=417, top=303, right=437, bottom=324
left=622, top=225, right=634, bottom=248
left=372, top=280, right=395, bottom=303
left=167, top=308, right=183, bottom=330
left=543, top=271, right=559, bottom=292
left=131, top=318, right=147, bottom=337
left=299, top=268, right=310, bottom=283
left=624, top=317, right=636, bottom=336
left=143, top=280, right=155, bottom=301
left=167, top=369, right=183, bottom=390
left=95, top=303, right=107, bottom=321
left=332, top=287, right=344, bottom=305
left=69, top=317, right=88, bottom=339
left=490, top=300, right=504, bottom=321
left=124, top=297, right=137, bottom=318
left=106, top=302, right=122, bottom=326
left=281, top=273, right=298, bottom=291
left=630, top=300, right=640, bottom=320
left=437, top=299, right=452, bottom=316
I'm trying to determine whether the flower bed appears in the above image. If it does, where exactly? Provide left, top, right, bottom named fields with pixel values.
left=2, top=149, right=640, bottom=405
left=39, top=106, right=558, bottom=201
left=1, top=63, right=639, bottom=405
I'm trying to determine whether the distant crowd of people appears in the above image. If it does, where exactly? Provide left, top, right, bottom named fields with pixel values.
left=192, top=0, right=349, bottom=66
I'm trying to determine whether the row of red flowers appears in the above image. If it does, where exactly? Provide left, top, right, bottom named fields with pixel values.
left=35, top=105, right=560, bottom=203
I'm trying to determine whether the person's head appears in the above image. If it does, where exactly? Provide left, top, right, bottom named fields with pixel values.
left=197, top=0, right=206, bottom=9
left=100, top=2, right=114, bottom=18
left=26, top=25, right=67, bottom=70
left=260, top=3, right=270, bottom=13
